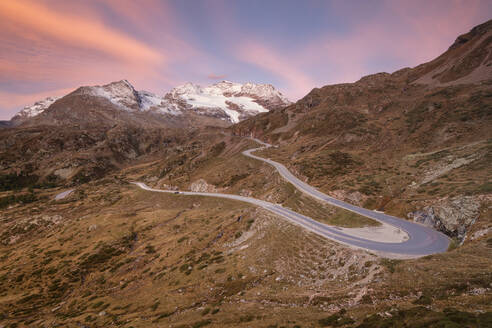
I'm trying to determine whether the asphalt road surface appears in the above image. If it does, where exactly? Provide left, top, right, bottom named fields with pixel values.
left=133, top=139, right=450, bottom=257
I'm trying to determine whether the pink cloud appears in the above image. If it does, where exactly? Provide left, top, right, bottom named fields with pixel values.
left=0, top=0, right=205, bottom=118
left=299, top=0, right=485, bottom=83
left=0, top=0, right=164, bottom=64
left=235, top=41, right=316, bottom=99
left=100, top=0, right=202, bottom=64
left=207, top=74, right=227, bottom=80
left=385, top=0, right=482, bottom=61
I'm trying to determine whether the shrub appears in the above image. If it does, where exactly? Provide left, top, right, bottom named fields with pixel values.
left=145, top=245, right=156, bottom=254
left=414, top=295, right=432, bottom=305
left=79, top=244, right=123, bottom=270
left=0, top=173, right=39, bottom=191
left=380, top=258, right=401, bottom=273
left=319, top=310, right=354, bottom=327
left=151, top=301, right=160, bottom=311
left=0, top=192, right=37, bottom=209
left=192, top=319, right=212, bottom=328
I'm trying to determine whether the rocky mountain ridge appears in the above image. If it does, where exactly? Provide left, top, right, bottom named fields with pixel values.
left=166, top=80, right=290, bottom=123
left=11, top=80, right=290, bottom=125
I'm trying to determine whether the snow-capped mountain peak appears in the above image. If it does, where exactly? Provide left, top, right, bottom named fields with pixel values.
left=169, top=82, right=203, bottom=97
left=165, top=81, right=291, bottom=123
left=205, top=80, right=243, bottom=95
left=12, top=96, right=60, bottom=121
left=240, top=82, right=290, bottom=104
left=80, top=79, right=142, bottom=111
left=11, top=80, right=291, bottom=124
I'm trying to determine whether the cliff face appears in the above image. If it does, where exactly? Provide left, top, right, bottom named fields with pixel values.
left=408, top=196, right=483, bottom=242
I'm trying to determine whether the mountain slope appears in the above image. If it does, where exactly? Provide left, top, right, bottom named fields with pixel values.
left=232, top=20, right=492, bottom=241
left=411, top=19, right=492, bottom=85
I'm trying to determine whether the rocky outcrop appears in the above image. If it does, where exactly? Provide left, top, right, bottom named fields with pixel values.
left=1, top=215, right=63, bottom=245
left=329, top=190, right=367, bottom=206
left=190, top=179, right=217, bottom=193
left=407, top=196, right=481, bottom=242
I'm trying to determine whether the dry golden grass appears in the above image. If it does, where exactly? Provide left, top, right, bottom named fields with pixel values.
left=0, top=178, right=491, bottom=327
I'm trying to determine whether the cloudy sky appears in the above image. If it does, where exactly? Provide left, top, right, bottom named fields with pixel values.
left=1, top=0, right=491, bottom=119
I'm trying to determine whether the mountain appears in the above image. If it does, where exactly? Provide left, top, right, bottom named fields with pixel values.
left=9, top=80, right=290, bottom=126
left=0, top=79, right=289, bottom=187
left=232, top=19, right=492, bottom=241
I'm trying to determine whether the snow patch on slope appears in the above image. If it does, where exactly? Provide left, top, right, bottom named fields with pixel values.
left=85, top=80, right=141, bottom=111
left=13, top=97, right=60, bottom=120
left=167, top=80, right=290, bottom=123
left=139, top=91, right=181, bottom=115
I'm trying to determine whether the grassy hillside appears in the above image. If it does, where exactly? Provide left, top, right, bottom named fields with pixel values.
left=1, top=179, right=490, bottom=327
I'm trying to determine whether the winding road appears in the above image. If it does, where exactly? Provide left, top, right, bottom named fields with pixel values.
left=134, top=138, right=450, bottom=257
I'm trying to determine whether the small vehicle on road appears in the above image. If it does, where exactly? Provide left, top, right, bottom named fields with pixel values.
left=174, top=191, right=180, bottom=194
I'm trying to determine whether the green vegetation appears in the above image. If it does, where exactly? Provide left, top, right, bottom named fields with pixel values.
left=319, top=309, right=354, bottom=327
left=210, top=141, right=226, bottom=157
left=447, top=239, right=459, bottom=251
left=0, top=173, right=60, bottom=191
left=478, top=182, right=492, bottom=193
left=145, top=245, right=156, bottom=254
left=79, top=244, right=124, bottom=270
left=358, top=180, right=383, bottom=195
left=297, top=150, right=361, bottom=179
left=380, top=258, right=402, bottom=274
left=0, top=173, right=39, bottom=191
left=356, top=307, right=492, bottom=328
left=280, top=182, right=379, bottom=227
left=0, top=192, right=37, bottom=209
left=191, top=319, right=212, bottom=328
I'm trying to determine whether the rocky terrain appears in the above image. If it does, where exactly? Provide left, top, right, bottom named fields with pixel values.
left=408, top=195, right=485, bottom=243
left=0, top=20, right=491, bottom=328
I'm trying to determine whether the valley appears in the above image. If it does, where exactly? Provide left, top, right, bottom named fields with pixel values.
left=133, top=137, right=449, bottom=257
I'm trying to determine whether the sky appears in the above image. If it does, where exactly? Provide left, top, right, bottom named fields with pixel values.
left=0, top=0, right=491, bottom=120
